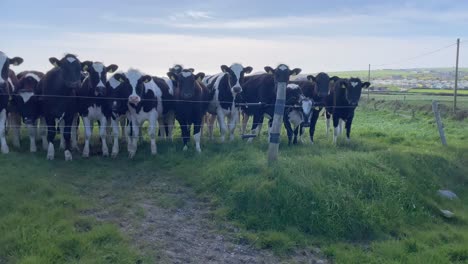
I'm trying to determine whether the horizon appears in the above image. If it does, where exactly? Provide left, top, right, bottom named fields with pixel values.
left=2, top=0, right=467, bottom=76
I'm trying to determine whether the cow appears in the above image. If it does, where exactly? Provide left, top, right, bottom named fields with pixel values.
left=240, top=65, right=301, bottom=142
left=325, top=77, right=370, bottom=144
left=290, top=73, right=338, bottom=143
left=283, top=83, right=313, bottom=145
left=167, top=69, right=209, bottom=152
left=107, top=73, right=131, bottom=157
left=203, top=63, right=253, bottom=142
left=0, top=52, right=23, bottom=154
left=78, top=61, right=118, bottom=157
left=41, top=54, right=82, bottom=160
left=112, top=69, right=163, bottom=158
left=11, top=71, right=46, bottom=152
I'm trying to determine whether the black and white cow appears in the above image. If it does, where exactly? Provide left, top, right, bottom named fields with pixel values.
left=167, top=69, right=209, bottom=152
left=290, top=73, right=338, bottom=143
left=107, top=73, right=131, bottom=157
left=240, top=65, right=301, bottom=142
left=203, top=63, right=252, bottom=142
left=326, top=77, right=370, bottom=143
left=0, top=52, right=23, bottom=154
left=41, top=54, right=81, bottom=160
left=78, top=61, right=118, bottom=157
left=283, top=83, right=313, bottom=145
left=112, top=69, right=162, bottom=158
left=11, top=71, right=46, bottom=152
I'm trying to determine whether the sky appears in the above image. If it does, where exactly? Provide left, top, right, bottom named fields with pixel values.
left=1, top=0, right=467, bottom=76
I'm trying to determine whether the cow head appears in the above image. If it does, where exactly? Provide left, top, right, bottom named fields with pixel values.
left=0, top=52, right=23, bottom=93
left=264, top=64, right=301, bottom=83
left=287, top=84, right=313, bottom=127
left=113, top=69, right=152, bottom=106
left=107, top=73, right=129, bottom=115
left=307, top=72, right=336, bottom=99
left=345, top=78, right=370, bottom=106
left=169, top=64, right=194, bottom=75
left=167, top=70, right=205, bottom=99
left=49, top=54, right=82, bottom=89
left=81, top=61, right=118, bottom=96
left=220, top=63, right=253, bottom=94
left=14, top=72, right=43, bottom=124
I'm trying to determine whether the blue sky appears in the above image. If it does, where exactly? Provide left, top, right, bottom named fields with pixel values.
left=2, top=0, right=467, bottom=75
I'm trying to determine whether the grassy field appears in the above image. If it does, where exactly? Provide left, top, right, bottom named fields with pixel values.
left=408, top=89, right=468, bottom=95
left=1, top=96, right=467, bottom=263
left=325, top=68, right=468, bottom=80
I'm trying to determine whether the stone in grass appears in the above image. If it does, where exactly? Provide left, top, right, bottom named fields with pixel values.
left=437, top=190, right=458, bottom=200
left=440, top=209, right=455, bottom=219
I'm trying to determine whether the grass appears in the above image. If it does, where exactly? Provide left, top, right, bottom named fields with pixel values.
left=408, top=88, right=468, bottom=95
left=1, top=95, right=467, bottom=263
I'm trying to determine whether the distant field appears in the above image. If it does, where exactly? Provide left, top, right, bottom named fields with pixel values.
left=326, top=68, right=468, bottom=80
left=366, top=92, right=468, bottom=110
left=408, top=88, right=468, bottom=95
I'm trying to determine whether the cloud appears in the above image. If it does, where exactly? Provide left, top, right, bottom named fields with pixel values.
left=169, top=11, right=212, bottom=21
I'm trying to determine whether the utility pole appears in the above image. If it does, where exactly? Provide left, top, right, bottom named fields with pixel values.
left=454, top=38, right=460, bottom=113
left=367, top=64, right=371, bottom=100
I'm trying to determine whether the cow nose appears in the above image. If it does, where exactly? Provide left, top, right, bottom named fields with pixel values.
left=233, top=86, right=242, bottom=93
left=129, top=95, right=141, bottom=104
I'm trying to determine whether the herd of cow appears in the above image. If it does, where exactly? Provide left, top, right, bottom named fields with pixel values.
left=0, top=52, right=371, bottom=160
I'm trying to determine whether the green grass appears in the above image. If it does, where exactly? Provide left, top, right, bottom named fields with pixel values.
left=1, top=101, right=467, bottom=263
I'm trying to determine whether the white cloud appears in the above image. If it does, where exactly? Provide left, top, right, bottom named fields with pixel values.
left=169, top=11, right=212, bottom=21
left=5, top=32, right=464, bottom=76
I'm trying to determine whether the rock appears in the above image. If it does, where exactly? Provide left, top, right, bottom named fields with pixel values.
left=437, top=190, right=458, bottom=200
left=440, top=209, right=455, bottom=218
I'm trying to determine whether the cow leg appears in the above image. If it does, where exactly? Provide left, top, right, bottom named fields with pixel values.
left=100, top=116, right=109, bottom=157
left=180, top=121, right=190, bottom=151
left=325, top=111, right=331, bottom=137
left=241, top=112, right=249, bottom=135
left=194, top=117, right=203, bottom=153
left=59, top=119, right=65, bottom=150
left=345, top=116, right=354, bottom=142
left=63, top=115, right=73, bottom=161
left=283, top=115, right=294, bottom=145
left=149, top=110, right=158, bottom=155
left=10, top=112, right=21, bottom=148
left=207, top=114, right=216, bottom=140
left=339, top=119, right=345, bottom=136
left=82, top=116, right=92, bottom=158
left=293, top=126, right=299, bottom=145
left=120, top=117, right=127, bottom=143
left=40, top=117, right=48, bottom=151
left=166, top=111, right=175, bottom=142
left=27, top=120, right=38, bottom=153
left=228, top=109, right=239, bottom=141
left=158, top=117, right=167, bottom=140
left=0, top=109, right=9, bottom=154
left=45, top=116, right=56, bottom=160
left=111, top=118, right=120, bottom=158
left=71, top=114, right=79, bottom=150
left=309, top=109, right=321, bottom=144
left=128, top=119, right=139, bottom=159
left=216, top=110, right=228, bottom=143
left=248, top=113, right=263, bottom=143
left=333, top=115, right=340, bottom=145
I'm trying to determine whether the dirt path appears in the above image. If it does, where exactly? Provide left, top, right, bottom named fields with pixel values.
left=85, top=171, right=326, bottom=264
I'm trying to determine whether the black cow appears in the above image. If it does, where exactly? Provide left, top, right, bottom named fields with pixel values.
left=167, top=69, right=209, bottom=152
left=41, top=54, right=82, bottom=160
left=78, top=61, right=118, bottom=157
left=240, top=65, right=301, bottom=142
left=11, top=71, right=46, bottom=152
left=107, top=73, right=131, bottom=157
left=0, top=52, right=23, bottom=154
left=283, top=83, right=313, bottom=145
left=203, top=63, right=252, bottom=142
left=290, top=73, right=338, bottom=143
left=326, top=77, right=370, bottom=143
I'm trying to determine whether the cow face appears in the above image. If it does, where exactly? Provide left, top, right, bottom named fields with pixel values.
left=113, top=69, right=152, bottom=106
left=169, top=65, right=194, bottom=75
left=49, top=54, right=82, bottom=89
left=264, top=64, right=301, bottom=83
left=168, top=70, right=205, bottom=99
left=221, top=64, right=253, bottom=94
left=0, top=52, right=23, bottom=92
left=107, top=74, right=130, bottom=115
left=82, top=61, right=118, bottom=96
left=307, top=72, right=333, bottom=98
left=14, top=73, right=42, bottom=124
left=287, top=84, right=313, bottom=127
left=346, top=78, right=370, bottom=106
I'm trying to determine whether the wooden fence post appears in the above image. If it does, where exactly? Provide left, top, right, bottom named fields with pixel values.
left=267, top=81, right=287, bottom=164
left=432, top=100, right=447, bottom=146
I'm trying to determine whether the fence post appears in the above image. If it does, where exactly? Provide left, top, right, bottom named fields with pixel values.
left=454, top=38, right=460, bottom=113
left=267, top=81, right=287, bottom=164
left=367, top=64, right=371, bottom=101
left=432, top=100, right=447, bottom=146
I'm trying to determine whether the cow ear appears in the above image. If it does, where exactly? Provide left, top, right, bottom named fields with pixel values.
left=113, top=73, right=125, bottom=83
left=195, top=72, right=205, bottom=82
left=307, top=75, right=316, bottom=82
left=188, top=68, right=195, bottom=73
left=221, top=65, right=229, bottom=73
left=106, top=64, right=118, bottom=73
left=142, top=75, right=152, bottom=83
left=167, top=72, right=178, bottom=82
left=9, top=57, right=24, bottom=66
left=362, top=82, right=371, bottom=89
left=264, top=66, right=274, bottom=74
left=49, top=57, right=60, bottom=67
left=330, top=76, right=340, bottom=82
left=290, top=68, right=302, bottom=76
left=244, top=66, right=253, bottom=74
left=81, top=61, right=93, bottom=72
